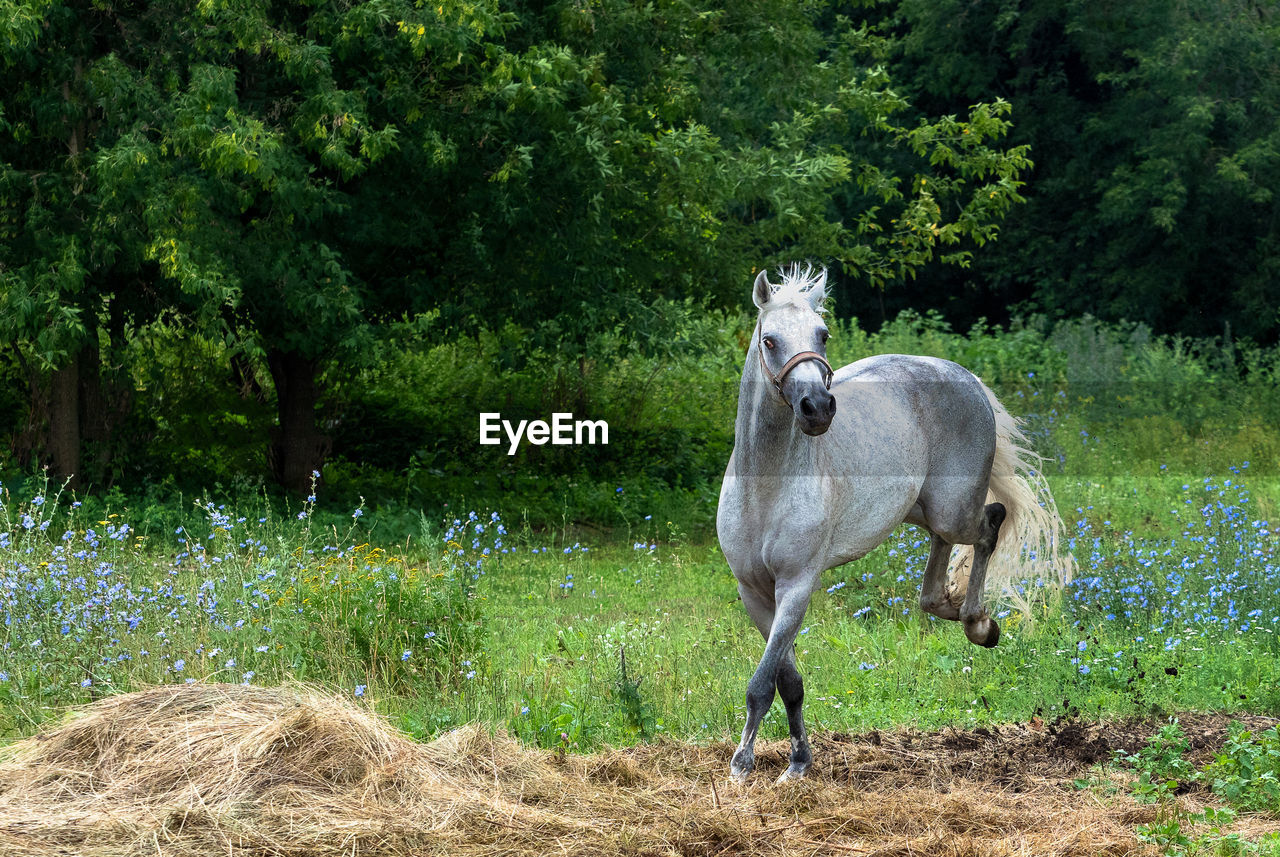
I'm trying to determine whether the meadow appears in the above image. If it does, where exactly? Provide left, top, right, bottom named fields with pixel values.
left=5, top=318, right=1280, bottom=855
left=3, top=313, right=1280, bottom=742
left=2, top=427, right=1278, bottom=750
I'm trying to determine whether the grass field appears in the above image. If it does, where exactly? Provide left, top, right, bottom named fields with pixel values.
left=5, top=395, right=1280, bottom=855
left=3, top=460, right=1278, bottom=752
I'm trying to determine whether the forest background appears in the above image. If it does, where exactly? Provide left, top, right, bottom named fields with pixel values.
left=2, top=0, right=1278, bottom=533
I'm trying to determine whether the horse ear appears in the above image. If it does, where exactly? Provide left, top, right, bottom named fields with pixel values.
left=807, top=268, right=828, bottom=310
left=752, top=269, right=773, bottom=309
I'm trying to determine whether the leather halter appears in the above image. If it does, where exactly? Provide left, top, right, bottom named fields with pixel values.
left=756, top=323, right=834, bottom=405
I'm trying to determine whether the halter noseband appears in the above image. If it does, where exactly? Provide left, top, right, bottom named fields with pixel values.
left=756, top=324, right=834, bottom=404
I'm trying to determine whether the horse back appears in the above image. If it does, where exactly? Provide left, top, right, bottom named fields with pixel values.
left=836, top=353, right=997, bottom=474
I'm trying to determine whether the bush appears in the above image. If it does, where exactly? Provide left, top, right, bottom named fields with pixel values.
left=9, top=306, right=1280, bottom=534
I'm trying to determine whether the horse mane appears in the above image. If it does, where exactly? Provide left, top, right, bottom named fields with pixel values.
left=761, top=263, right=829, bottom=314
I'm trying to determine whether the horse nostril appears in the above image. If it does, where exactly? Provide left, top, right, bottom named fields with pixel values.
left=800, top=397, right=816, bottom=417
left=825, top=396, right=837, bottom=417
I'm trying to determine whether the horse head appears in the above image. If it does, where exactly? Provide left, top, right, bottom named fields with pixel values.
left=752, top=266, right=836, bottom=436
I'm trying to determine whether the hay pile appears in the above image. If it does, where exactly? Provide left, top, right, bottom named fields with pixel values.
left=0, top=682, right=1238, bottom=856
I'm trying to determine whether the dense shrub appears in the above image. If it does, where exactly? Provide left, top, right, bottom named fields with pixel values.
left=6, top=309, right=1279, bottom=532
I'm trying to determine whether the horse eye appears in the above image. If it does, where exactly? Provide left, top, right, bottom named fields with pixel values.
left=763, top=337, right=776, bottom=350
left=820, top=331, right=829, bottom=344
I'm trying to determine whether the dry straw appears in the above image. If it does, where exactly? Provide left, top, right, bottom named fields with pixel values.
left=0, top=682, right=1263, bottom=856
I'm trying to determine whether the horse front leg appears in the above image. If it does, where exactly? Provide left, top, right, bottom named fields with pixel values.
left=731, top=576, right=816, bottom=783
left=775, top=646, right=811, bottom=781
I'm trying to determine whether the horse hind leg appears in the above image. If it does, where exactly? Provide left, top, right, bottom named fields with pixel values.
left=919, top=533, right=960, bottom=620
left=959, top=502, right=1006, bottom=648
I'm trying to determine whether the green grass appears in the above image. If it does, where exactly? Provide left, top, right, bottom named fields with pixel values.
left=3, top=452, right=1279, bottom=750
left=470, top=489, right=1280, bottom=751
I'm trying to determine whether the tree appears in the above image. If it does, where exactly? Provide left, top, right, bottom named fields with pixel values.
left=4, top=0, right=498, bottom=494
left=0, top=1, right=176, bottom=487
left=884, top=0, right=1280, bottom=340
left=3, top=0, right=1031, bottom=493
left=402, top=0, right=1031, bottom=344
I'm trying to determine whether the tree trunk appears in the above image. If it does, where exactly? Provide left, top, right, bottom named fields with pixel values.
left=47, top=60, right=87, bottom=489
left=48, top=351, right=81, bottom=489
left=267, top=349, right=330, bottom=496
left=77, top=340, right=133, bottom=488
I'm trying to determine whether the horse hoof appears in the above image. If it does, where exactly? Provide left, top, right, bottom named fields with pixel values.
left=776, top=763, right=810, bottom=784
left=964, top=617, right=1000, bottom=648
left=729, top=749, right=754, bottom=783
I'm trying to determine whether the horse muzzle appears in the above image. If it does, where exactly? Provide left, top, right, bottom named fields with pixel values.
left=795, top=388, right=836, bottom=435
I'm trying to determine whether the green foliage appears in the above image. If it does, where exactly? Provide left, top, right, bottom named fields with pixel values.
left=1133, top=805, right=1264, bottom=857
left=1205, top=724, right=1280, bottom=814
left=612, top=645, right=658, bottom=740
left=1119, top=720, right=1196, bottom=803
left=5, top=0, right=1278, bottom=503
left=1, top=0, right=1030, bottom=492
left=1111, top=721, right=1280, bottom=855
left=27, top=302, right=1274, bottom=533
left=884, top=0, right=1280, bottom=341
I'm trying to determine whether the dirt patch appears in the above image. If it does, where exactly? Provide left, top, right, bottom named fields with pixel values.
left=797, top=711, right=1280, bottom=793
left=0, top=683, right=1275, bottom=857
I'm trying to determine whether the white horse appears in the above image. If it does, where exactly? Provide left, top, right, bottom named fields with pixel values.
left=717, top=265, right=1073, bottom=783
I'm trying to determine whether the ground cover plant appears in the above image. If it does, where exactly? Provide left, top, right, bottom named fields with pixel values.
left=1099, top=719, right=1280, bottom=855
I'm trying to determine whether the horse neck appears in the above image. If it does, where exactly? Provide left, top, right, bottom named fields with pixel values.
left=734, top=326, right=820, bottom=477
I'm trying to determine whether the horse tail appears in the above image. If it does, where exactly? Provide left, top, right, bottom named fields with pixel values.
left=949, top=381, right=1075, bottom=616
